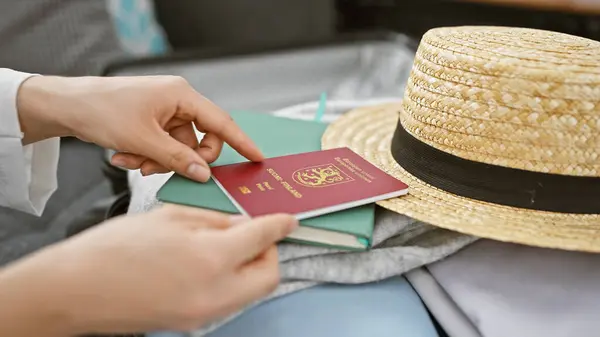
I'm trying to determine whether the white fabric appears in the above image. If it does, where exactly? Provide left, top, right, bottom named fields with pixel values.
left=405, top=267, right=481, bottom=337
left=0, top=68, right=60, bottom=216
left=426, top=239, right=600, bottom=337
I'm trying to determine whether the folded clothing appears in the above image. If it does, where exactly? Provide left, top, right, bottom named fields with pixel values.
left=150, top=277, right=441, bottom=337
left=409, top=239, right=600, bottom=337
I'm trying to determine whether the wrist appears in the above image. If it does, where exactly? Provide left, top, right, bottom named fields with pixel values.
left=17, top=76, right=76, bottom=144
left=0, top=247, right=80, bottom=337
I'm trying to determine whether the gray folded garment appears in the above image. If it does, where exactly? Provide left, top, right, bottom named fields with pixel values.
left=128, top=171, right=476, bottom=336
left=408, top=239, right=600, bottom=337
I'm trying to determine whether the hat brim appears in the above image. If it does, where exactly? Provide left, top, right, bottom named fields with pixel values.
left=322, top=102, right=600, bottom=252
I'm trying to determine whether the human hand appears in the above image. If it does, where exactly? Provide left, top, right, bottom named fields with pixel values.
left=17, top=75, right=263, bottom=182
left=0, top=206, right=297, bottom=336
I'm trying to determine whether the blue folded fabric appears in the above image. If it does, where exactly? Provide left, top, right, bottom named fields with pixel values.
left=150, top=277, right=439, bottom=337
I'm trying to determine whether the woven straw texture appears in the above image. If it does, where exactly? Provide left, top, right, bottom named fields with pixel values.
left=322, top=26, right=600, bottom=252
left=405, top=26, right=600, bottom=176
left=322, top=103, right=600, bottom=252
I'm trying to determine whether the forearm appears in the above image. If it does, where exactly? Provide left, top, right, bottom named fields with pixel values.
left=17, top=75, right=74, bottom=144
left=0, top=250, right=76, bottom=337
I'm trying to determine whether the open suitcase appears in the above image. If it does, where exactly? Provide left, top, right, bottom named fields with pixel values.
left=69, top=31, right=434, bottom=337
left=67, top=2, right=600, bottom=336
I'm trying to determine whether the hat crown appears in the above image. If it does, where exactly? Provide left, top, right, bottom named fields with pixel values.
left=402, top=26, right=600, bottom=177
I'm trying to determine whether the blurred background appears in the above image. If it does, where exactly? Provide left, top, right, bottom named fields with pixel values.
left=1, top=0, right=600, bottom=268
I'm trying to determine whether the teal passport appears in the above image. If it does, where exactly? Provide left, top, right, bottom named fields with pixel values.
left=157, top=111, right=375, bottom=251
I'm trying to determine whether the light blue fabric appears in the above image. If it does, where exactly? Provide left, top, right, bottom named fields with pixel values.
left=106, top=0, right=168, bottom=55
left=149, top=277, right=439, bottom=337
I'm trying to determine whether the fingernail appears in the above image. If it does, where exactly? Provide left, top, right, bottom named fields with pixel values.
left=111, top=158, right=127, bottom=168
left=288, top=217, right=300, bottom=231
left=187, top=163, right=211, bottom=182
left=142, top=168, right=159, bottom=176
left=229, top=214, right=250, bottom=225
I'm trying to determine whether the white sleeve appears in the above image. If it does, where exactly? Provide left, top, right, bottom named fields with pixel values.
left=0, top=68, right=60, bottom=216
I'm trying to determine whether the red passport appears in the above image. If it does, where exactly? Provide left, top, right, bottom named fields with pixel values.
left=211, top=147, right=408, bottom=219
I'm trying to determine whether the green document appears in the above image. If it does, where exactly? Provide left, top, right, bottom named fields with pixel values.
left=157, top=111, right=374, bottom=251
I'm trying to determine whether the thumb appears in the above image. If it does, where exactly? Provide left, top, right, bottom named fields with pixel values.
left=222, top=214, right=299, bottom=266
left=147, top=132, right=212, bottom=182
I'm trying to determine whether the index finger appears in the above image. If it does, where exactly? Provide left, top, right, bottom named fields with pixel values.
left=179, top=89, right=264, bottom=162
left=221, top=214, right=298, bottom=266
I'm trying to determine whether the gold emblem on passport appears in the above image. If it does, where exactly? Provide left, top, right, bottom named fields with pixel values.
left=292, top=164, right=354, bottom=188
left=238, top=186, right=252, bottom=194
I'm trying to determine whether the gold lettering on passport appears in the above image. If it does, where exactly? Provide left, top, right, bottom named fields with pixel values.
left=238, top=186, right=252, bottom=194
left=343, top=158, right=375, bottom=180
left=267, top=168, right=302, bottom=198
left=267, top=168, right=283, bottom=181
left=282, top=181, right=303, bottom=198
left=256, top=182, right=274, bottom=192
left=292, top=164, right=353, bottom=188
left=334, top=157, right=373, bottom=183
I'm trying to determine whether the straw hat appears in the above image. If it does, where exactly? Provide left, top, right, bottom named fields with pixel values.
left=322, top=26, right=600, bottom=252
